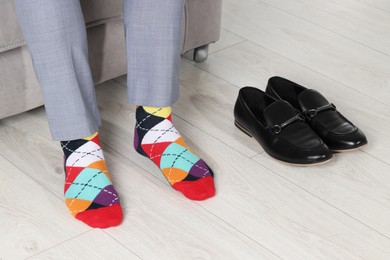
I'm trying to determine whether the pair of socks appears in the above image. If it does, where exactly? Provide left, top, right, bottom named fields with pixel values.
left=61, top=106, right=215, bottom=228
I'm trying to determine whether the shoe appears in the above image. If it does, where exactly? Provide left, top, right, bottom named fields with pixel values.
left=266, top=76, right=368, bottom=152
left=234, top=86, right=332, bottom=166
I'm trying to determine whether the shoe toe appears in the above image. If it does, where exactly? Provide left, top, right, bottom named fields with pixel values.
left=288, top=144, right=333, bottom=166
left=327, top=128, right=367, bottom=151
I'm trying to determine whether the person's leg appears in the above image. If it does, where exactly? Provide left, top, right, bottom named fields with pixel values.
left=14, top=0, right=100, bottom=141
left=123, top=0, right=215, bottom=200
left=123, top=0, right=183, bottom=106
left=14, top=0, right=122, bottom=228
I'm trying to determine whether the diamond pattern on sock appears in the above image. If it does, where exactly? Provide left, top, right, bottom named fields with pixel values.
left=61, top=132, right=122, bottom=228
left=134, top=106, right=215, bottom=200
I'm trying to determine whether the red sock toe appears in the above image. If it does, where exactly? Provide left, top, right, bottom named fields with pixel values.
left=173, top=176, right=215, bottom=201
left=75, top=204, right=123, bottom=228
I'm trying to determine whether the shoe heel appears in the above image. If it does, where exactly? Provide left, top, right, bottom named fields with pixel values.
left=234, top=120, right=253, bottom=137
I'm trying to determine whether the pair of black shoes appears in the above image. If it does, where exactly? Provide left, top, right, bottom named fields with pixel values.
left=234, top=76, right=367, bottom=166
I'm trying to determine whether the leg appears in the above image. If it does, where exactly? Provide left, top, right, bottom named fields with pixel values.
left=123, top=0, right=216, bottom=200
left=14, top=0, right=122, bottom=228
left=14, top=0, right=100, bottom=141
left=123, top=0, right=185, bottom=106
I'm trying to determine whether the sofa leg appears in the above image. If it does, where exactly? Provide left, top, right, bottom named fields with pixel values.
left=193, top=44, right=209, bottom=62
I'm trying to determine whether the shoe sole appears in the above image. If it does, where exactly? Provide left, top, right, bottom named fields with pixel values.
left=234, top=120, right=333, bottom=167
left=331, top=143, right=368, bottom=153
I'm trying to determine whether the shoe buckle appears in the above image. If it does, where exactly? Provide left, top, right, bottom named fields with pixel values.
left=305, top=109, right=317, bottom=118
left=305, top=103, right=336, bottom=119
left=297, top=113, right=305, bottom=121
left=271, top=125, right=282, bottom=135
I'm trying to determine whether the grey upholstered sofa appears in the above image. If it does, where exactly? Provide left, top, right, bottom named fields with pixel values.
left=0, top=0, right=222, bottom=119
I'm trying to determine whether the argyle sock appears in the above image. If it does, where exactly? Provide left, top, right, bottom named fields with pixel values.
left=134, top=106, right=215, bottom=200
left=60, top=132, right=123, bottom=228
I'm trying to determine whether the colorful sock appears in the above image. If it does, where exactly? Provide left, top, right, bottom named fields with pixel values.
left=60, top=132, right=122, bottom=228
left=134, top=106, right=215, bottom=200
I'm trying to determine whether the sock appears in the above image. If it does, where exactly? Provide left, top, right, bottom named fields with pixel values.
left=60, top=132, right=123, bottom=228
left=134, top=106, right=215, bottom=200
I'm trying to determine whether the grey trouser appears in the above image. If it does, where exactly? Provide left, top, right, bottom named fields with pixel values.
left=14, top=0, right=185, bottom=141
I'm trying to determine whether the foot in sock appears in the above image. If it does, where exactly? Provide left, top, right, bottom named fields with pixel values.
left=134, top=106, right=215, bottom=200
left=60, top=132, right=123, bottom=228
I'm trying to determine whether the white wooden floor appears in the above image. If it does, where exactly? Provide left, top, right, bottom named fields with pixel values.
left=1, top=0, right=390, bottom=259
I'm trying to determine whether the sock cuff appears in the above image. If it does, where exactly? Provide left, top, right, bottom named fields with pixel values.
left=83, top=131, right=98, bottom=141
left=142, top=106, right=172, bottom=119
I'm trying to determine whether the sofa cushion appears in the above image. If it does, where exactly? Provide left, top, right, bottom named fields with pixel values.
left=0, top=0, right=24, bottom=53
left=0, top=46, right=44, bottom=119
left=0, top=0, right=123, bottom=53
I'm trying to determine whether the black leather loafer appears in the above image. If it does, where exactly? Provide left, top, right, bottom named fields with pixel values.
left=234, top=87, right=332, bottom=165
left=266, top=76, right=367, bottom=152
